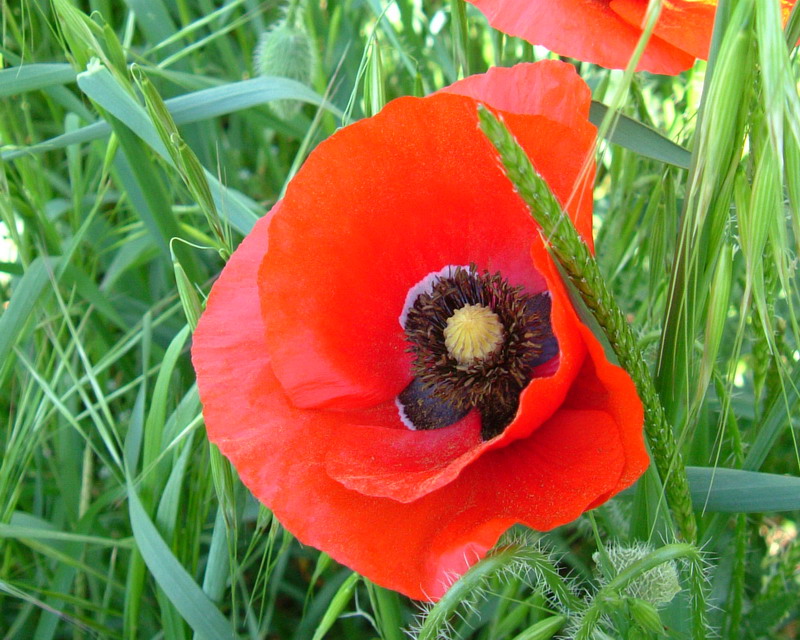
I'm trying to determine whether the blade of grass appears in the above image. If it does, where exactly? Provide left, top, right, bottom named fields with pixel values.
left=0, top=257, right=62, bottom=372
left=126, top=476, right=238, bottom=640
left=687, top=467, right=800, bottom=512
left=2, top=76, right=342, bottom=162
left=589, top=102, right=691, bottom=170
left=0, top=64, right=77, bottom=97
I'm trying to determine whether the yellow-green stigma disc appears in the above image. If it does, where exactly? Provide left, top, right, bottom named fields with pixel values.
left=443, top=304, right=504, bottom=365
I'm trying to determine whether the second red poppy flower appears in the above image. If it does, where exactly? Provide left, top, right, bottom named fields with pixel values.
left=465, top=0, right=798, bottom=74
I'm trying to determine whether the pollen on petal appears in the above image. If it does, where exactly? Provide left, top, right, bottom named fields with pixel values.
left=444, top=304, right=504, bottom=365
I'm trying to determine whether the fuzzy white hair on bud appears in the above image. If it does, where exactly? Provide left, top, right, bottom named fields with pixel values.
left=254, top=13, right=315, bottom=119
left=593, top=542, right=681, bottom=607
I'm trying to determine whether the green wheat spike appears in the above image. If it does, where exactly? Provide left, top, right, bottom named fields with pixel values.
left=476, top=104, right=697, bottom=545
left=478, top=105, right=710, bottom=639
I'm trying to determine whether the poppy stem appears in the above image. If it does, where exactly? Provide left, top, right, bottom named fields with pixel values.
left=478, top=105, right=714, bottom=638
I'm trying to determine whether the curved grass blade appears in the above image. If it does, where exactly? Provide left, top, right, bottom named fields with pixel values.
left=310, top=572, right=359, bottom=640
left=2, top=76, right=341, bottom=161
left=590, top=101, right=691, bottom=170
left=687, top=467, right=800, bottom=512
left=126, top=476, right=238, bottom=640
left=0, top=257, right=62, bottom=369
left=745, top=360, right=800, bottom=471
left=0, top=63, right=77, bottom=97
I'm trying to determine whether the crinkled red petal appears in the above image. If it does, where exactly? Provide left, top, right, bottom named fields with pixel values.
left=465, top=0, right=694, bottom=73
left=260, top=91, right=594, bottom=412
left=613, top=0, right=799, bottom=61
left=440, top=61, right=596, bottom=250
left=611, top=0, right=714, bottom=60
left=441, top=60, right=591, bottom=133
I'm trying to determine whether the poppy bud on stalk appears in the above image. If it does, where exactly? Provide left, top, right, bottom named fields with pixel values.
left=254, top=13, right=315, bottom=119
left=593, top=542, right=681, bottom=607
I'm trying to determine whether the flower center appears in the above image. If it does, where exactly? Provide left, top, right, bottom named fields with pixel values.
left=443, top=304, right=504, bottom=365
left=397, top=265, right=557, bottom=440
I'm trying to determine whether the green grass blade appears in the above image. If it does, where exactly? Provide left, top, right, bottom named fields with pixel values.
left=141, top=324, right=191, bottom=476
left=2, top=76, right=341, bottom=161
left=508, top=615, right=567, bottom=640
left=590, top=101, right=691, bottom=169
left=124, top=0, right=177, bottom=45
left=111, top=127, right=193, bottom=271
left=201, top=508, right=231, bottom=604
left=365, top=582, right=404, bottom=640
left=77, top=62, right=168, bottom=156
left=1, top=519, right=133, bottom=550
left=687, top=467, right=800, bottom=512
left=0, top=257, right=61, bottom=368
left=745, top=358, right=800, bottom=470
left=0, top=64, right=77, bottom=97
left=310, top=572, right=359, bottom=640
left=164, top=76, right=343, bottom=121
left=126, top=476, right=238, bottom=640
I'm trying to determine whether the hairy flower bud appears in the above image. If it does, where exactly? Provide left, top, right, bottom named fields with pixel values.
left=593, top=542, right=681, bottom=608
left=254, top=18, right=315, bottom=119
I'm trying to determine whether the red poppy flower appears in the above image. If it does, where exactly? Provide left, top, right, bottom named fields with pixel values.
left=192, top=61, right=648, bottom=600
left=465, top=0, right=798, bottom=75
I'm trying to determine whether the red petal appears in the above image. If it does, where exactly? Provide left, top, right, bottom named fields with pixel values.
left=611, top=0, right=713, bottom=60
left=260, top=92, right=592, bottom=411
left=465, top=0, right=695, bottom=73
left=441, top=61, right=597, bottom=250
left=441, top=61, right=591, bottom=133
left=211, top=364, right=626, bottom=600
left=502, top=110, right=596, bottom=252
left=613, top=0, right=799, bottom=60
left=193, top=213, right=276, bottom=442
left=572, top=324, right=649, bottom=496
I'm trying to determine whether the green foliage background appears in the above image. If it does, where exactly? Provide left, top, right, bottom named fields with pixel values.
left=1, top=0, right=799, bottom=638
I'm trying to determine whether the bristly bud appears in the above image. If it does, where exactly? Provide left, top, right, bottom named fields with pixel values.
left=254, top=16, right=315, bottom=119
left=593, top=542, right=681, bottom=608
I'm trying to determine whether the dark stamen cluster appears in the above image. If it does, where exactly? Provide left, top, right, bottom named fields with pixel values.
left=400, top=266, right=556, bottom=440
